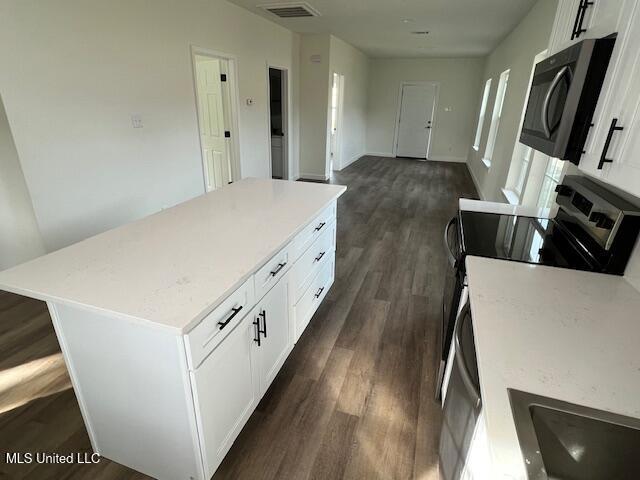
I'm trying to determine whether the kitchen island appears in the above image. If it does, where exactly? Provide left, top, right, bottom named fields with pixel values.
left=0, top=178, right=346, bottom=480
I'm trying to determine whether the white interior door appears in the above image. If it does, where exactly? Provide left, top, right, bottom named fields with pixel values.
left=396, top=83, right=437, bottom=159
left=195, top=55, right=231, bottom=191
left=329, top=73, right=344, bottom=170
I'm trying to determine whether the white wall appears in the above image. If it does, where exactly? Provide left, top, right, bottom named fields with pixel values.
left=298, top=34, right=331, bottom=180
left=467, top=0, right=558, bottom=201
left=0, top=0, right=298, bottom=251
left=0, top=95, right=45, bottom=270
left=366, top=58, right=485, bottom=162
left=328, top=36, right=370, bottom=172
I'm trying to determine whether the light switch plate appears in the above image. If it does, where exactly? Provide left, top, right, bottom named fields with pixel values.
left=131, top=114, right=143, bottom=128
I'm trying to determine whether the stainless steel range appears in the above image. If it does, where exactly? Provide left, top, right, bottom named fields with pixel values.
left=436, top=175, right=640, bottom=401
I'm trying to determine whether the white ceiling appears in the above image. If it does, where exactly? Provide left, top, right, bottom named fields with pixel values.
left=227, top=0, right=539, bottom=58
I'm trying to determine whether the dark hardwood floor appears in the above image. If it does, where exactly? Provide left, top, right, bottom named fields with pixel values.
left=0, top=156, right=476, bottom=480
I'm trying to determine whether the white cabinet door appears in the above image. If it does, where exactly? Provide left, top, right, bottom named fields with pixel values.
left=191, top=313, right=259, bottom=479
left=255, top=275, right=291, bottom=393
left=582, top=1, right=625, bottom=38
left=580, top=1, right=640, bottom=196
left=548, top=0, right=585, bottom=54
left=548, top=0, right=623, bottom=54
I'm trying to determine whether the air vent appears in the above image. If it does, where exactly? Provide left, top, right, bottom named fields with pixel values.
left=260, top=2, right=320, bottom=18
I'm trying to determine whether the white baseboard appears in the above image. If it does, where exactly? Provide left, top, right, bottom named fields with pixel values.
left=428, top=155, right=467, bottom=163
left=466, top=164, right=486, bottom=200
left=366, top=152, right=395, bottom=158
left=365, top=152, right=467, bottom=163
left=335, top=152, right=367, bottom=171
left=299, top=173, right=329, bottom=181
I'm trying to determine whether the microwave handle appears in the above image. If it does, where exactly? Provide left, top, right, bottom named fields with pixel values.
left=454, top=300, right=481, bottom=409
left=541, top=66, right=572, bottom=138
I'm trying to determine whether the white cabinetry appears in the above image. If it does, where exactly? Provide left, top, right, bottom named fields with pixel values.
left=0, top=179, right=345, bottom=480
left=548, top=0, right=624, bottom=54
left=191, top=313, right=259, bottom=479
left=253, top=275, right=291, bottom=393
left=549, top=0, right=640, bottom=197
left=190, top=200, right=337, bottom=478
left=584, top=2, right=640, bottom=196
left=192, top=270, right=291, bottom=478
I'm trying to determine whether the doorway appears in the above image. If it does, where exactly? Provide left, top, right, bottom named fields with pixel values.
left=268, top=67, right=288, bottom=180
left=329, top=72, right=345, bottom=171
left=192, top=49, right=240, bottom=192
left=394, top=82, right=438, bottom=160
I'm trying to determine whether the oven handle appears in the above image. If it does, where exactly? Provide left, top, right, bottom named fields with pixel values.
left=454, top=300, right=481, bottom=409
left=541, top=66, right=572, bottom=138
left=444, top=216, right=459, bottom=268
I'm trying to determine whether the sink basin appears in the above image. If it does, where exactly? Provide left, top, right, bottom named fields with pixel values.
left=508, top=389, right=640, bottom=480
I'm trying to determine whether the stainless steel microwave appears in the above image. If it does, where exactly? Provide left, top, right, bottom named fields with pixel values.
left=520, top=37, right=615, bottom=165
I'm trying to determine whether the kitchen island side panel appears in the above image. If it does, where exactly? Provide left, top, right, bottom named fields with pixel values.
left=48, top=303, right=203, bottom=480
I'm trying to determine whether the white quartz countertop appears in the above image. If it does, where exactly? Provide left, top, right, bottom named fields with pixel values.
left=0, top=178, right=346, bottom=333
left=466, top=256, right=640, bottom=479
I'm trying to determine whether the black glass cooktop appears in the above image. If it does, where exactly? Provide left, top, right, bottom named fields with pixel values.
left=460, top=211, right=599, bottom=272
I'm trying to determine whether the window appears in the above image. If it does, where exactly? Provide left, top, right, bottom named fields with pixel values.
left=514, top=146, right=533, bottom=196
left=482, top=69, right=510, bottom=167
left=473, top=79, right=492, bottom=151
left=503, top=51, right=547, bottom=203
left=537, top=157, right=564, bottom=208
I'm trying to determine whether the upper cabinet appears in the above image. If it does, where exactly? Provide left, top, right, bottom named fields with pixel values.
left=548, top=1, right=625, bottom=54
left=549, top=0, right=640, bottom=197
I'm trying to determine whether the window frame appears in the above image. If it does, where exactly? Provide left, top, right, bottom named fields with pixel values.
left=536, top=157, right=565, bottom=208
left=473, top=78, right=492, bottom=151
left=482, top=69, right=510, bottom=168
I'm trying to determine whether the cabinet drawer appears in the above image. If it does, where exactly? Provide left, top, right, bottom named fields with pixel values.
left=292, top=201, right=337, bottom=260
left=254, top=243, right=292, bottom=301
left=294, top=255, right=335, bottom=342
left=185, top=277, right=255, bottom=370
left=292, top=221, right=336, bottom=303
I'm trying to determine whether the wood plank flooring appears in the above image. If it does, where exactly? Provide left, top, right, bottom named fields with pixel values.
left=0, top=156, right=476, bottom=480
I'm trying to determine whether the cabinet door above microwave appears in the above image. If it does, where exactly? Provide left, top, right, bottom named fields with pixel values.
left=548, top=0, right=625, bottom=55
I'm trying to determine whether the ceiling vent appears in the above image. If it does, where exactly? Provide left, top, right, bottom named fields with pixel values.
left=260, top=2, right=320, bottom=18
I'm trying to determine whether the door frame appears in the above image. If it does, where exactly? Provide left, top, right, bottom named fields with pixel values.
left=190, top=46, right=242, bottom=192
left=392, top=81, right=440, bottom=160
left=328, top=72, right=345, bottom=172
left=265, top=63, right=290, bottom=180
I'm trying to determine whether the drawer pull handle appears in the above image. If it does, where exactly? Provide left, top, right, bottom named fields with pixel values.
left=217, top=306, right=243, bottom=330
left=270, top=262, right=287, bottom=277
left=258, top=310, right=267, bottom=338
left=314, top=251, right=326, bottom=263
left=598, top=118, right=624, bottom=169
left=253, top=318, right=261, bottom=346
left=314, top=287, right=325, bottom=299
left=314, top=222, right=326, bottom=232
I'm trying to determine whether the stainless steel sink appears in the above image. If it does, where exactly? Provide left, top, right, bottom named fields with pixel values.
left=508, top=389, right=640, bottom=480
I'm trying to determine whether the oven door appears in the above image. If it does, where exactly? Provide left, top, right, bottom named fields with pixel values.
left=521, top=61, right=575, bottom=154
left=436, top=215, right=464, bottom=401
left=439, top=300, right=482, bottom=480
